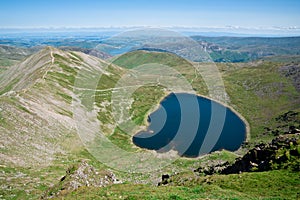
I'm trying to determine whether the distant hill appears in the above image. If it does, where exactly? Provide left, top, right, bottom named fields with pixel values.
left=192, top=36, right=300, bottom=62
left=0, top=45, right=40, bottom=72
left=2, top=35, right=300, bottom=63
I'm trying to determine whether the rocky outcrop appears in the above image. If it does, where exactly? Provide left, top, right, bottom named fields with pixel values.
left=263, top=111, right=300, bottom=136
left=279, top=65, right=300, bottom=92
left=41, top=161, right=121, bottom=199
left=194, top=134, right=300, bottom=176
left=222, top=135, right=299, bottom=174
left=194, top=161, right=229, bottom=175
left=158, top=174, right=171, bottom=186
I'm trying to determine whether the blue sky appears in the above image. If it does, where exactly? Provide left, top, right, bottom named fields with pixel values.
left=0, top=0, right=299, bottom=28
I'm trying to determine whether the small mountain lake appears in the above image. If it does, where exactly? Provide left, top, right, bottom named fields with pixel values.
left=132, top=93, right=247, bottom=157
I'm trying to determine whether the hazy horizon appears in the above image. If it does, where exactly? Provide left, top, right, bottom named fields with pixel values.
left=0, top=26, right=299, bottom=37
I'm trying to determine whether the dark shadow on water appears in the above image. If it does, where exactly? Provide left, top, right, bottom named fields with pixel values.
left=132, top=93, right=246, bottom=157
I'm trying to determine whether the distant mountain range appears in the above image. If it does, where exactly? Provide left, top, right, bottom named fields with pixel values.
left=1, top=26, right=300, bottom=36
left=1, top=33, right=300, bottom=64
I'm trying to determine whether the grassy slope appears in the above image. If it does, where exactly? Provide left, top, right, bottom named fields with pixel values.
left=111, top=51, right=300, bottom=144
left=222, top=61, right=300, bottom=142
left=97, top=50, right=208, bottom=148
left=1, top=49, right=299, bottom=199
left=112, top=50, right=208, bottom=95
left=62, top=55, right=300, bottom=199
left=55, top=170, right=300, bottom=200
left=0, top=48, right=122, bottom=199
left=51, top=54, right=300, bottom=199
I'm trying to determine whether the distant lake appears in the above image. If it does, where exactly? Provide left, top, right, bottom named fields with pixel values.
left=132, top=93, right=246, bottom=157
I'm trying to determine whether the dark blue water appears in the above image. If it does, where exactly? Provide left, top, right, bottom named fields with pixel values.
left=132, top=93, right=246, bottom=157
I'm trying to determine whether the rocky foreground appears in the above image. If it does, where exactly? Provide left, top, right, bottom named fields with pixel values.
left=194, top=133, right=300, bottom=176
left=41, top=161, right=121, bottom=199
left=158, top=132, right=300, bottom=187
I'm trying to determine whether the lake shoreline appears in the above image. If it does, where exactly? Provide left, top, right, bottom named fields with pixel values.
left=131, top=91, right=251, bottom=157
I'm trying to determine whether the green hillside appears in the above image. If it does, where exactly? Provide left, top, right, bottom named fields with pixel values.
left=0, top=48, right=299, bottom=199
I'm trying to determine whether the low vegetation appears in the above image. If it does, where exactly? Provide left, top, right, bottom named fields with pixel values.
left=0, top=47, right=299, bottom=199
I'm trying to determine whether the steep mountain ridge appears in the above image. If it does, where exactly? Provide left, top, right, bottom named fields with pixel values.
left=0, top=47, right=122, bottom=167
